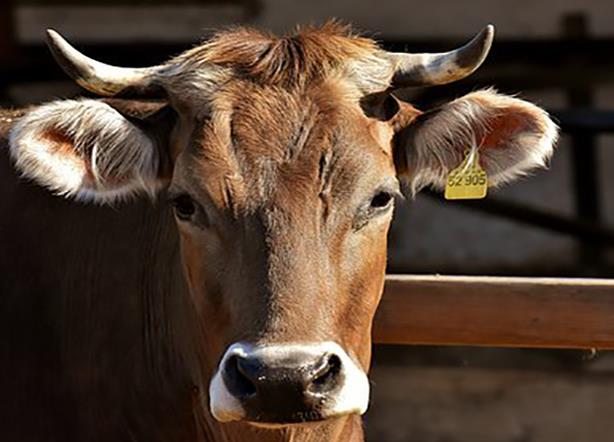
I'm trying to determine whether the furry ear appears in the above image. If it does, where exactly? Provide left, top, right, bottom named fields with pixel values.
left=10, top=99, right=171, bottom=203
left=395, top=89, right=559, bottom=194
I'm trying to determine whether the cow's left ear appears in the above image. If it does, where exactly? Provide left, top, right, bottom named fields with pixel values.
left=394, top=89, right=559, bottom=194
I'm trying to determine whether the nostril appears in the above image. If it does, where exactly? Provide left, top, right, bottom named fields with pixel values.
left=224, top=355, right=257, bottom=398
left=310, top=353, right=342, bottom=392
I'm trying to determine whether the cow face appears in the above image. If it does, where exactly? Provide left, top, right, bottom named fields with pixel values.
left=168, top=79, right=399, bottom=423
left=8, top=23, right=557, bottom=426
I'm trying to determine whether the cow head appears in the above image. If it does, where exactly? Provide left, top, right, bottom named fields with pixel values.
left=9, top=23, right=557, bottom=426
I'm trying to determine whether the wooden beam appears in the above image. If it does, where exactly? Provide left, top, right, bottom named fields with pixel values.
left=0, top=0, right=16, bottom=64
left=374, top=275, right=614, bottom=349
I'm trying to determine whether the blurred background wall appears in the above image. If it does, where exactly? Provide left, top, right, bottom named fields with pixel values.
left=13, top=0, right=614, bottom=41
left=2, top=1, right=614, bottom=440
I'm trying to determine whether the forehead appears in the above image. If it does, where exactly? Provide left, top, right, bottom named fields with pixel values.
left=180, top=79, right=395, bottom=212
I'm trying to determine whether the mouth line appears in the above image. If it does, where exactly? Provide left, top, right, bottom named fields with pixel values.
left=246, top=411, right=324, bottom=425
left=246, top=416, right=331, bottom=429
left=240, top=408, right=360, bottom=428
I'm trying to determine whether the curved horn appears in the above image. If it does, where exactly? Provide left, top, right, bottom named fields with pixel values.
left=46, top=29, right=163, bottom=96
left=387, top=25, right=494, bottom=88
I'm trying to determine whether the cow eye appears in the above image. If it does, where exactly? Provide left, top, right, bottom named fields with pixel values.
left=354, top=188, right=397, bottom=230
left=171, top=194, right=196, bottom=221
left=370, top=191, right=394, bottom=209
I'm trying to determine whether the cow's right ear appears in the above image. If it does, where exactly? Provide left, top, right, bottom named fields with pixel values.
left=9, top=99, right=175, bottom=204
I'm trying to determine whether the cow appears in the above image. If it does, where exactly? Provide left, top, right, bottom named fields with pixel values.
left=0, top=22, right=557, bottom=442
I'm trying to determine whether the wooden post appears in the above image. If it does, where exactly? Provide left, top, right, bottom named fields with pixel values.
left=0, top=0, right=16, bottom=64
left=562, top=13, right=606, bottom=274
left=0, top=0, right=16, bottom=104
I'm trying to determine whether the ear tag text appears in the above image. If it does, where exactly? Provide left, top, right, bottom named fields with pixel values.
left=444, top=149, right=487, bottom=200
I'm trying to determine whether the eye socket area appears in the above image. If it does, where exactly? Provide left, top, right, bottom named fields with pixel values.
left=368, top=180, right=402, bottom=212
left=170, top=192, right=197, bottom=221
left=370, top=190, right=395, bottom=209
left=353, top=182, right=401, bottom=230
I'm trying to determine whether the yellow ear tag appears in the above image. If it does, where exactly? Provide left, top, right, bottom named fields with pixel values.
left=444, top=149, right=488, bottom=200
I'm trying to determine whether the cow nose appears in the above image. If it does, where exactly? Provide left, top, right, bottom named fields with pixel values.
left=223, top=351, right=343, bottom=401
left=209, top=342, right=369, bottom=424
